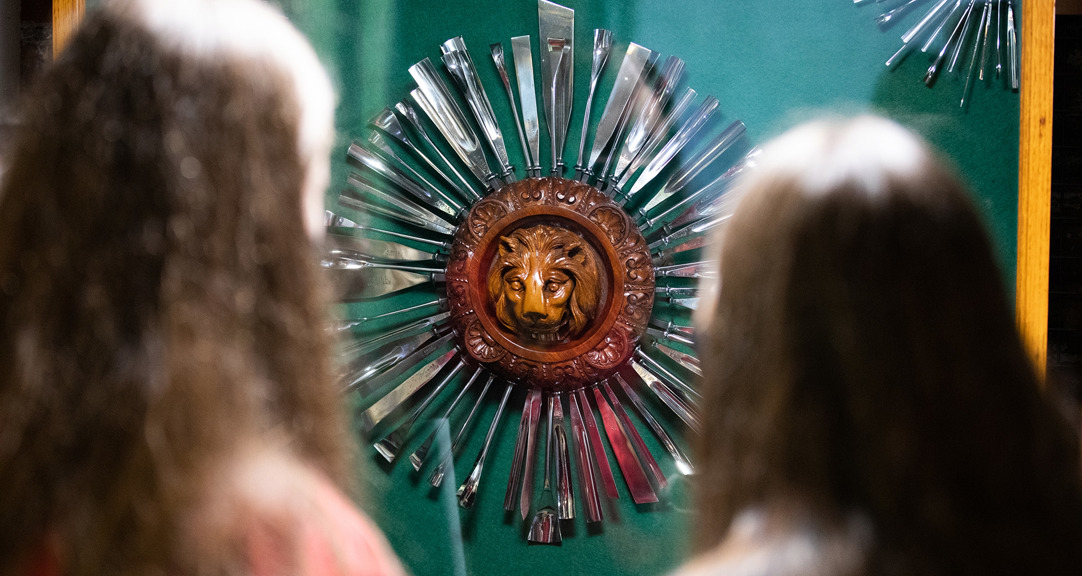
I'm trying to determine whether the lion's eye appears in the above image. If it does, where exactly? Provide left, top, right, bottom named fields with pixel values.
left=508, top=279, right=524, bottom=291
left=545, top=280, right=562, bottom=292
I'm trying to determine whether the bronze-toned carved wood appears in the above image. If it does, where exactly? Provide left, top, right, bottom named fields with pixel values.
left=447, top=177, right=655, bottom=390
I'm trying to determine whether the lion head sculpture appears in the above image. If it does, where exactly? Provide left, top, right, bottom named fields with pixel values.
left=488, top=224, right=600, bottom=343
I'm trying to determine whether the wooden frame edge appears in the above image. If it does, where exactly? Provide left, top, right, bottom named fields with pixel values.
left=52, top=0, right=86, bottom=57
left=1018, top=0, right=1054, bottom=383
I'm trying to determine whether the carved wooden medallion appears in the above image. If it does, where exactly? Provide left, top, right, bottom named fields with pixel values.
left=446, top=177, right=655, bottom=390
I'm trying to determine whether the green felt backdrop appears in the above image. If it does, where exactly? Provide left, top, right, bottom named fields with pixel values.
left=268, top=2, right=1021, bottom=576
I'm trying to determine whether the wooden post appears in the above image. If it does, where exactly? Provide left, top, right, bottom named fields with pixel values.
left=52, top=0, right=85, bottom=57
left=1017, top=0, right=1055, bottom=383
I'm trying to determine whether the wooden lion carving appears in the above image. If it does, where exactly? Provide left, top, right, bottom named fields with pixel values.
left=487, top=224, right=600, bottom=343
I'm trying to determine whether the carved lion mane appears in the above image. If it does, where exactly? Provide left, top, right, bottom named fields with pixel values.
left=488, top=225, right=600, bottom=341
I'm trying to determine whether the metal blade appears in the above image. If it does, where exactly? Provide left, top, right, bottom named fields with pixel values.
left=655, top=259, right=717, bottom=279
left=346, top=141, right=462, bottom=220
left=624, top=95, right=720, bottom=201
left=601, top=380, right=667, bottom=489
left=592, top=386, right=658, bottom=504
left=636, top=346, right=701, bottom=401
left=335, top=297, right=446, bottom=331
left=504, top=390, right=532, bottom=511
left=574, top=29, right=614, bottom=179
left=584, top=43, right=656, bottom=179
left=339, top=310, right=449, bottom=359
left=373, top=359, right=465, bottom=463
left=359, top=348, right=459, bottom=433
left=430, top=375, right=495, bottom=487
left=326, top=212, right=452, bottom=252
left=490, top=42, right=531, bottom=181
left=569, top=391, right=603, bottom=522
left=547, top=38, right=573, bottom=174
left=613, top=88, right=697, bottom=199
left=457, top=383, right=514, bottom=509
left=630, top=359, right=701, bottom=432
left=408, top=61, right=501, bottom=190
left=441, top=37, right=515, bottom=181
left=325, top=266, right=435, bottom=300
left=339, top=328, right=443, bottom=390
left=652, top=341, right=702, bottom=377
left=511, top=36, right=541, bottom=176
left=647, top=318, right=695, bottom=346
left=366, top=132, right=468, bottom=214
left=650, top=215, right=729, bottom=262
left=344, top=331, right=454, bottom=396
left=538, top=0, right=574, bottom=171
left=638, top=120, right=746, bottom=216
left=409, top=366, right=485, bottom=471
left=325, top=232, right=440, bottom=265
left=342, top=174, right=456, bottom=236
left=553, top=394, right=574, bottom=519
left=393, top=100, right=482, bottom=201
left=519, top=388, right=544, bottom=519
left=611, top=56, right=685, bottom=185
left=614, top=372, right=693, bottom=476
left=576, top=388, right=620, bottom=500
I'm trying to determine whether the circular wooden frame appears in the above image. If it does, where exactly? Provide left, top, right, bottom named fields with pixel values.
left=445, top=177, right=655, bottom=390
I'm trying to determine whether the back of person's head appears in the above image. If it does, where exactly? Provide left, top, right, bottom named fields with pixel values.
left=0, top=0, right=344, bottom=574
left=692, top=116, right=1082, bottom=575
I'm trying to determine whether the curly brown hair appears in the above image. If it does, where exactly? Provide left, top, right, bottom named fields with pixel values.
left=0, top=1, right=346, bottom=574
left=692, top=117, right=1082, bottom=575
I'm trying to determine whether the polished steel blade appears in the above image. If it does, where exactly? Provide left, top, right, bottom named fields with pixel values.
left=393, top=100, right=482, bottom=201
left=366, top=132, right=467, bottom=214
left=342, top=174, right=456, bottom=236
left=592, top=386, right=658, bottom=504
left=630, top=359, right=701, bottom=432
left=490, top=42, right=531, bottom=180
left=410, top=367, right=485, bottom=472
left=457, top=383, right=514, bottom=509
left=553, top=394, right=574, bottom=519
left=584, top=43, right=655, bottom=179
left=647, top=318, right=695, bottom=347
left=408, top=61, right=500, bottom=190
left=538, top=0, right=574, bottom=173
left=325, top=212, right=452, bottom=252
left=430, top=375, right=495, bottom=487
left=611, top=56, right=684, bottom=184
left=344, top=331, right=454, bottom=396
left=576, top=388, right=619, bottom=500
left=519, top=388, right=544, bottom=519
left=601, top=380, right=667, bottom=489
left=635, top=347, right=701, bottom=401
left=527, top=394, right=561, bottom=544
left=511, top=36, right=541, bottom=175
left=574, top=29, right=613, bottom=178
left=652, top=341, right=702, bottom=377
left=613, top=88, right=697, bottom=199
left=338, top=330, right=437, bottom=390
left=649, top=215, right=729, bottom=260
left=360, top=348, right=459, bottom=433
left=614, top=372, right=693, bottom=476
left=569, top=391, right=603, bottom=522
left=547, top=38, right=573, bottom=174
left=339, top=310, right=450, bottom=359
left=346, top=141, right=462, bottom=220
left=326, top=266, right=435, bottom=301
left=504, top=390, right=533, bottom=511
left=625, top=95, right=720, bottom=201
left=639, top=120, right=746, bottom=216
left=655, top=259, right=717, bottom=279
left=374, top=360, right=465, bottom=463
left=441, top=37, right=515, bottom=181
left=369, top=108, right=473, bottom=203
left=326, top=231, right=439, bottom=264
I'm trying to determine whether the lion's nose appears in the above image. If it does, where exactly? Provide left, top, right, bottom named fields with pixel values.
left=522, top=284, right=546, bottom=322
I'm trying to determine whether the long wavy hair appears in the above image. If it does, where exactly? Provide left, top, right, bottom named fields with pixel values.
left=0, top=1, right=346, bottom=574
left=692, top=116, right=1082, bottom=575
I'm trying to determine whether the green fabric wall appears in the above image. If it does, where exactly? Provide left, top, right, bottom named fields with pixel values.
left=272, top=2, right=1021, bottom=576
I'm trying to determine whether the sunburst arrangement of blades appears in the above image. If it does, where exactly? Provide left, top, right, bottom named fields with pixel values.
left=856, top=0, right=1020, bottom=108
left=323, top=0, right=755, bottom=543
